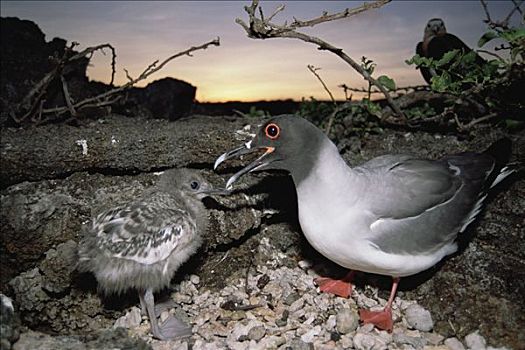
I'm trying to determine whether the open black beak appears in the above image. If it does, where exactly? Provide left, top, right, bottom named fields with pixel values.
left=214, top=140, right=275, bottom=190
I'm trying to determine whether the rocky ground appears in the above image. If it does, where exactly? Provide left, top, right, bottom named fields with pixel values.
left=1, top=113, right=524, bottom=350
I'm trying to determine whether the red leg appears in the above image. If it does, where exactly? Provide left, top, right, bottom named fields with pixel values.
left=314, top=271, right=355, bottom=298
left=359, top=277, right=400, bottom=332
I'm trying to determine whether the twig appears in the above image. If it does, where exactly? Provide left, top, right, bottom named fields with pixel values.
left=267, top=4, right=285, bottom=22
left=325, top=104, right=351, bottom=136
left=69, top=43, right=117, bottom=85
left=60, top=74, right=77, bottom=116
left=341, top=85, right=352, bottom=101
left=307, top=65, right=336, bottom=103
left=236, top=0, right=405, bottom=121
left=339, top=83, right=429, bottom=94
left=306, top=64, right=338, bottom=135
left=34, top=99, right=45, bottom=123
left=458, top=112, right=498, bottom=131
left=480, top=0, right=493, bottom=26
left=15, top=67, right=60, bottom=123
left=512, top=0, right=524, bottom=15
left=289, top=0, right=390, bottom=28
left=123, top=68, right=134, bottom=83
left=503, top=0, right=524, bottom=27
left=480, top=0, right=524, bottom=30
left=133, top=37, right=220, bottom=81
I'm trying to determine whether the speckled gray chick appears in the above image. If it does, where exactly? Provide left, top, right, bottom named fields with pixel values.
left=78, top=168, right=219, bottom=340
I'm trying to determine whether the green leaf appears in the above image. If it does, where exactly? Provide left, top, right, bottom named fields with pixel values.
left=406, top=54, right=435, bottom=68
left=501, top=27, right=525, bottom=43
left=478, top=31, right=498, bottom=47
left=436, top=50, right=459, bottom=67
left=430, top=72, right=453, bottom=92
left=377, top=75, right=396, bottom=91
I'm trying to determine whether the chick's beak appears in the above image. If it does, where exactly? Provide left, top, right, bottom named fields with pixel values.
left=197, top=188, right=232, bottom=196
left=214, top=140, right=275, bottom=190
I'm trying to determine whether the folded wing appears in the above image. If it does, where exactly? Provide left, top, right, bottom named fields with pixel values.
left=358, top=153, right=495, bottom=255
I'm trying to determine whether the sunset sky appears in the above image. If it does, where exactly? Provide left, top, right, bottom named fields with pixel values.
left=1, top=1, right=520, bottom=102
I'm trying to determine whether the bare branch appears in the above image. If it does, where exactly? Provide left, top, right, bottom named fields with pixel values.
left=123, top=68, right=134, bottom=83
left=60, top=75, right=77, bottom=117
left=480, top=0, right=493, bottom=26
left=33, top=99, right=45, bottom=123
left=457, top=112, right=498, bottom=131
left=68, top=43, right=117, bottom=85
left=480, top=0, right=523, bottom=30
left=339, top=83, right=429, bottom=94
left=512, top=0, right=524, bottom=15
left=307, top=65, right=336, bottom=103
left=503, top=0, right=524, bottom=27
left=290, top=0, right=390, bottom=28
left=306, top=64, right=338, bottom=135
left=236, top=0, right=405, bottom=120
left=267, top=4, right=285, bottom=22
left=15, top=67, right=58, bottom=123
left=133, top=37, right=220, bottom=81
left=14, top=37, right=220, bottom=123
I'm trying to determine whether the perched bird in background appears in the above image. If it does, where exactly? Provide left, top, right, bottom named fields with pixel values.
left=78, top=168, right=226, bottom=340
left=416, top=18, right=486, bottom=84
left=214, top=115, right=514, bottom=332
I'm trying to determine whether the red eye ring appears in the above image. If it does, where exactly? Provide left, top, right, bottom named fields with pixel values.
left=264, top=123, right=280, bottom=140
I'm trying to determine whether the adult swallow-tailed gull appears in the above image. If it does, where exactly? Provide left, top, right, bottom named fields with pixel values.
left=214, top=115, right=514, bottom=332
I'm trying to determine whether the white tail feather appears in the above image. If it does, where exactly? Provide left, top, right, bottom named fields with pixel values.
left=491, top=166, right=515, bottom=188
left=460, top=194, right=487, bottom=233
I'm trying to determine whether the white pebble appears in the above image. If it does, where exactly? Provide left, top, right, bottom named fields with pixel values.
left=445, top=337, right=466, bottom=350
left=357, top=323, right=375, bottom=333
left=465, top=330, right=487, bottom=350
left=353, top=332, right=388, bottom=350
left=289, top=297, right=305, bottom=313
left=424, top=332, right=445, bottom=345
left=298, top=260, right=313, bottom=270
left=405, top=304, right=433, bottom=332
left=172, top=292, right=192, bottom=304
left=325, top=315, right=337, bottom=331
left=190, top=275, right=200, bottom=285
left=340, top=334, right=354, bottom=348
left=113, top=306, right=141, bottom=329
left=336, top=308, right=359, bottom=334
left=300, top=325, right=321, bottom=343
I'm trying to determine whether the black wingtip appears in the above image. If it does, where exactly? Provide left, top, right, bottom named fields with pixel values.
left=484, top=138, right=512, bottom=166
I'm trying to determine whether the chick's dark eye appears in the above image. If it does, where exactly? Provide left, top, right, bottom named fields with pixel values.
left=265, top=123, right=280, bottom=140
left=190, top=181, right=199, bottom=190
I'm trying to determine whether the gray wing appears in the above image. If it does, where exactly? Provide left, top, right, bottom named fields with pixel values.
left=359, top=155, right=461, bottom=219
left=80, top=192, right=195, bottom=265
left=358, top=154, right=493, bottom=255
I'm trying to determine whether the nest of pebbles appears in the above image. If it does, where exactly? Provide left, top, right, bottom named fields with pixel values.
left=114, top=238, right=506, bottom=350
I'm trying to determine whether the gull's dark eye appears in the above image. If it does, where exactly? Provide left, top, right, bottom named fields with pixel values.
left=264, top=123, right=280, bottom=140
left=190, top=181, right=200, bottom=190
